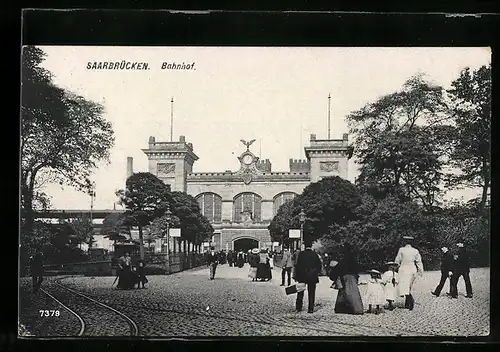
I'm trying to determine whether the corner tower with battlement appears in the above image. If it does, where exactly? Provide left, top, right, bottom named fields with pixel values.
left=141, top=135, right=199, bottom=192
left=305, top=133, right=349, bottom=183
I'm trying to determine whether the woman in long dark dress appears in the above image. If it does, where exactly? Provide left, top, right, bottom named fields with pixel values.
left=256, top=249, right=271, bottom=281
left=117, top=252, right=135, bottom=289
left=330, top=244, right=364, bottom=315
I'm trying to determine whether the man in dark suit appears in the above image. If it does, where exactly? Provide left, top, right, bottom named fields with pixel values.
left=450, top=242, right=473, bottom=298
left=295, top=242, right=322, bottom=313
left=431, top=247, right=454, bottom=297
left=30, top=251, right=44, bottom=293
left=207, top=247, right=219, bottom=280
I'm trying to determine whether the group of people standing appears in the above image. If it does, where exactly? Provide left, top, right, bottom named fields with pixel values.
left=283, top=235, right=473, bottom=315
left=205, top=246, right=276, bottom=281
left=115, top=252, right=148, bottom=290
left=247, top=248, right=274, bottom=282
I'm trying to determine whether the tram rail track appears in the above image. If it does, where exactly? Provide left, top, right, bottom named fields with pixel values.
left=39, top=276, right=139, bottom=337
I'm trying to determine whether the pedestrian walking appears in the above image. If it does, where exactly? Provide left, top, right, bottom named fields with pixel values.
left=280, top=247, right=294, bottom=287
left=431, top=247, right=454, bottom=297
left=236, top=251, right=245, bottom=268
left=135, top=259, right=148, bottom=289
left=364, top=269, right=385, bottom=314
left=207, top=247, right=219, bottom=280
left=449, top=243, right=473, bottom=298
left=248, top=248, right=259, bottom=281
left=256, top=249, right=272, bottom=281
left=394, top=236, right=424, bottom=311
left=30, top=251, right=44, bottom=293
left=330, top=244, right=364, bottom=314
left=381, top=262, right=399, bottom=310
left=291, top=248, right=300, bottom=282
left=268, top=250, right=274, bottom=270
left=294, top=242, right=322, bottom=313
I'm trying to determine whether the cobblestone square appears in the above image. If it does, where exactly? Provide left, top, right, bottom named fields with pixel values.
left=19, top=264, right=489, bottom=337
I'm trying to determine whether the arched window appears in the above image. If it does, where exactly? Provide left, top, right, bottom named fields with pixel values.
left=233, top=192, right=262, bottom=222
left=195, top=192, right=222, bottom=223
left=273, top=192, right=297, bottom=216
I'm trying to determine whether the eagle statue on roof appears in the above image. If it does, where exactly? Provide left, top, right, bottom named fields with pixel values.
left=240, top=139, right=256, bottom=151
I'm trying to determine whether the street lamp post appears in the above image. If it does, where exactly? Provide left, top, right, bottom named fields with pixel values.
left=299, top=208, right=306, bottom=250
left=164, top=206, right=172, bottom=272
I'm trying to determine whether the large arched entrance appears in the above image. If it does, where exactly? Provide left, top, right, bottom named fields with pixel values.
left=233, top=238, right=258, bottom=253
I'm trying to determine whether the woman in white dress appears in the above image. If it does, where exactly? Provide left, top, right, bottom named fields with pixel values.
left=394, top=236, right=424, bottom=311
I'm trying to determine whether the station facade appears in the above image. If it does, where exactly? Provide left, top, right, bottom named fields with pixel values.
left=126, top=133, right=351, bottom=252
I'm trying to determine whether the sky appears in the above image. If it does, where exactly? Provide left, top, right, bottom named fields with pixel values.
left=36, top=46, right=491, bottom=210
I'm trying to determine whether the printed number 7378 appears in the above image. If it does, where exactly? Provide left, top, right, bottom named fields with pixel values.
left=39, top=310, right=60, bottom=317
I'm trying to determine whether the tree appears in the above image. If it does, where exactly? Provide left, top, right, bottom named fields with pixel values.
left=321, top=193, right=431, bottom=270
left=347, top=74, right=453, bottom=212
left=268, top=200, right=295, bottom=244
left=447, top=65, right=491, bottom=215
left=101, top=212, right=130, bottom=244
left=68, top=216, right=95, bottom=249
left=116, top=173, right=172, bottom=260
left=170, top=191, right=213, bottom=252
left=149, top=192, right=213, bottom=253
left=21, top=46, right=115, bottom=235
left=268, top=176, right=361, bottom=245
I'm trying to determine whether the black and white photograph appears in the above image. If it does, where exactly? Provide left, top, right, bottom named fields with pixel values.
left=19, top=45, right=491, bottom=337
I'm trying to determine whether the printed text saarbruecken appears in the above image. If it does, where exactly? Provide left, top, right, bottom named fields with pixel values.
left=86, top=61, right=197, bottom=70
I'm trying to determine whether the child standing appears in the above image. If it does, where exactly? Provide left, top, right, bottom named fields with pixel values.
left=381, top=262, right=399, bottom=311
left=365, top=269, right=386, bottom=314
left=136, top=260, right=148, bottom=289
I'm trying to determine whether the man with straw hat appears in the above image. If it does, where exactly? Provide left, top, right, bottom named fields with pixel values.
left=431, top=246, right=454, bottom=297
left=394, top=235, right=424, bottom=310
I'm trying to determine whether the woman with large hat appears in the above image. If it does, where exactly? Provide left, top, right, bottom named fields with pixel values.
left=394, top=236, right=424, bottom=310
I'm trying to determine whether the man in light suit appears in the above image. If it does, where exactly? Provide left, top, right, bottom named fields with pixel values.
left=280, top=247, right=294, bottom=286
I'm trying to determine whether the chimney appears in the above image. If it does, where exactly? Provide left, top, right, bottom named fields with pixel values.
left=343, top=133, right=348, bottom=141
left=179, top=135, right=186, bottom=143
left=310, top=134, right=316, bottom=141
left=127, top=157, right=134, bottom=178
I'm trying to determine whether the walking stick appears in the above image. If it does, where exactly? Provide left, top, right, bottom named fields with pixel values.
left=112, top=274, right=119, bottom=287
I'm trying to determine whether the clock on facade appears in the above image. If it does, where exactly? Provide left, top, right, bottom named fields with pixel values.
left=242, top=154, right=253, bottom=165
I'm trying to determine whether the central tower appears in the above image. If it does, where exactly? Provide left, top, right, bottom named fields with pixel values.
left=142, top=135, right=199, bottom=192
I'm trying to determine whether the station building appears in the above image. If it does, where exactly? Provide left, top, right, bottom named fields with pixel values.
left=126, top=132, right=351, bottom=252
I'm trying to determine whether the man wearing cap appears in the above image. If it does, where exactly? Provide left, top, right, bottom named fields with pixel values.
left=449, top=242, right=473, bottom=298
left=294, top=242, right=322, bottom=313
left=431, top=247, right=454, bottom=297
left=394, top=236, right=424, bottom=310
left=280, top=247, right=294, bottom=287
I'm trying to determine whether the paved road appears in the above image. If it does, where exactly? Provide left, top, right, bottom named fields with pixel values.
left=19, top=264, right=490, bottom=337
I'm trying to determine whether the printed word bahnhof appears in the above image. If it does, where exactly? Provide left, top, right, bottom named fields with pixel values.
left=38, top=133, right=350, bottom=253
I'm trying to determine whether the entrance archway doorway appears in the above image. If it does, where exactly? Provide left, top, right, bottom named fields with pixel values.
left=233, top=238, right=258, bottom=253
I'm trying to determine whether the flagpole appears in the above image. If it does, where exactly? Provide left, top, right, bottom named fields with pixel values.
left=170, top=97, right=174, bottom=142
left=328, top=93, right=331, bottom=140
